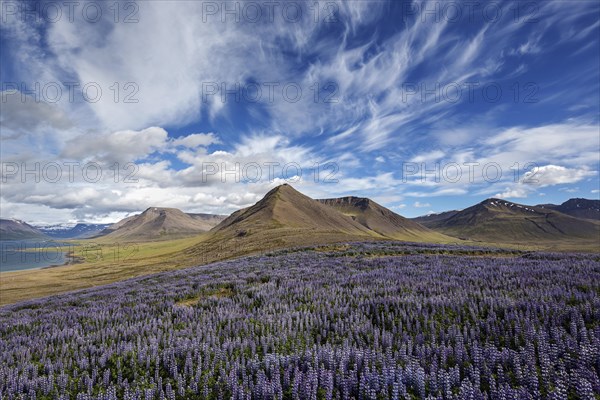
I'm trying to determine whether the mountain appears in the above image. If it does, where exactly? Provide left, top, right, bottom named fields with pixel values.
left=419, top=198, right=600, bottom=244
left=185, top=185, right=383, bottom=260
left=317, top=196, right=447, bottom=241
left=187, top=213, right=229, bottom=229
left=37, top=223, right=112, bottom=239
left=98, top=215, right=138, bottom=236
left=537, top=198, right=600, bottom=221
left=98, top=208, right=226, bottom=241
left=0, top=219, right=48, bottom=240
left=212, top=185, right=374, bottom=236
left=412, top=210, right=460, bottom=226
left=185, top=185, right=454, bottom=262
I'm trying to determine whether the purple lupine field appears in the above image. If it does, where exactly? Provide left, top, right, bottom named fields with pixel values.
left=1, top=242, right=599, bottom=400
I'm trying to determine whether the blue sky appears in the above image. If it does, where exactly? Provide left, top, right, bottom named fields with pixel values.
left=1, top=0, right=599, bottom=223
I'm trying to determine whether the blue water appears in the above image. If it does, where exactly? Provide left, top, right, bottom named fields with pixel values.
left=0, top=241, right=72, bottom=272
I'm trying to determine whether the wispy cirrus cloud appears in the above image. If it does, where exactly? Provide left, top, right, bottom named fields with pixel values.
left=1, top=0, right=598, bottom=222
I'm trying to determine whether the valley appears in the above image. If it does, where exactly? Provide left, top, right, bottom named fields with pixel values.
left=1, top=185, right=598, bottom=306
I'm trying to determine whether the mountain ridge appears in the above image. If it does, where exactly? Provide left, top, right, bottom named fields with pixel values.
left=183, top=185, right=457, bottom=264
left=212, top=185, right=375, bottom=235
left=317, top=196, right=447, bottom=241
left=414, top=197, right=600, bottom=244
left=98, top=207, right=226, bottom=241
left=537, top=198, right=600, bottom=221
left=37, top=223, right=112, bottom=239
left=0, top=219, right=48, bottom=241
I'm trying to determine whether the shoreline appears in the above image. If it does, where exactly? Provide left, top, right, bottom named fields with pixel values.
left=1, top=253, right=75, bottom=274
left=0, top=240, right=82, bottom=273
left=0, top=250, right=85, bottom=273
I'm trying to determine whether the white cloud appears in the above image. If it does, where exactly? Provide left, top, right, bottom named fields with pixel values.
left=484, top=122, right=599, bottom=166
left=494, top=165, right=596, bottom=199
left=61, top=127, right=169, bottom=163
left=523, top=165, right=596, bottom=187
left=44, top=2, right=246, bottom=130
left=171, top=133, right=220, bottom=149
left=413, top=201, right=431, bottom=208
left=558, top=187, right=578, bottom=194
left=335, top=173, right=400, bottom=192
left=509, top=32, right=543, bottom=56
left=0, top=127, right=332, bottom=223
left=494, top=187, right=530, bottom=199
left=406, top=188, right=468, bottom=197
left=0, top=91, right=73, bottom=136
left=410, top=150, right=445, bottom=163
left=1, top=1, right=598, bottom=223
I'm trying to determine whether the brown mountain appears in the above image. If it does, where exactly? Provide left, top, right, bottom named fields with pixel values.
left=98, top=208, right=226, bottom=241
left=419, top=198, right=600, bottom=244
left=211, top=185, right=375, bottom=236
left=186, top=185, right=387, bottom=260
left=318, top=196, right=448, bottom=241
left=185, top=185, right=455, bottom=263
left=0, top=219, right=48, bottom=240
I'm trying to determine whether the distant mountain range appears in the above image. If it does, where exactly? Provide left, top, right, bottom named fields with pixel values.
left=36, top=223, right=112, bottom=239
left=0, top=220, right=113, bottom=240
left=537, top=198, right=600, bottom=221
left=413, top=198, right=600, bottom=244
left=1, top=210, right=226, bottom=241
left=2, top=190, right=598, bottom=252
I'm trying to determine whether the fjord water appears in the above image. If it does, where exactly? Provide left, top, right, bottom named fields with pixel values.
left=0, top=240, right=71, bottom=272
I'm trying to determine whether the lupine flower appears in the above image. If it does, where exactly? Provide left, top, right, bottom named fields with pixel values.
left=0, top=242, right=598, bottom=399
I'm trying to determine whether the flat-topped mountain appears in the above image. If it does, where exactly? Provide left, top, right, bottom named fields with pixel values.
left=98, top=207, right=226, bottom=241
left=318, top=196, right=446, bottom=241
